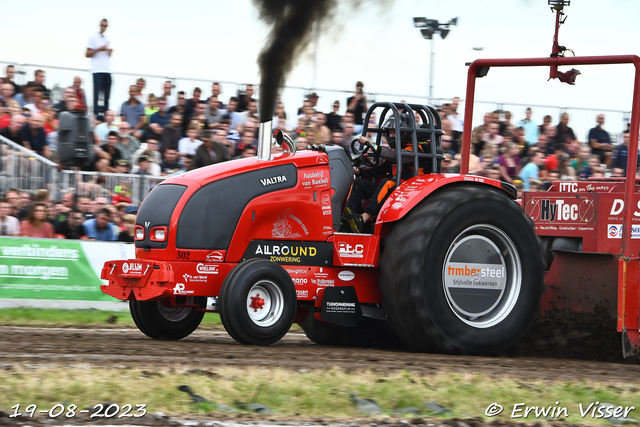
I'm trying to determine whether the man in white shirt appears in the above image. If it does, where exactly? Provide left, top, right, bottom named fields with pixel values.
left=86, top=19, right=113, bottom=121
left=93, top=110, right=118, bottom=144
left=0, top=198, right=20, bottom=236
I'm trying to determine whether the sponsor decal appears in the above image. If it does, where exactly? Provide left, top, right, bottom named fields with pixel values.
left=292, top=277, right=308, bottom=285
left=607, top=224, right=640, bottom=239
left=322, top=194, right=331, bottom=205
left=444, top=262, right=506, bottom=289
left=182, top=273, right=208, bottom=283
left=285, top=267, right=307, bottom=275
left=392, top=202, right=403, bottom=210
left=122, top=262, right=142, bottom=274
left=173, top=283, right=194, bottom=295
left=338, top=271, right=355, bottom=281
left=325, top=301, right=356, bottom=314
left=271, top=209, right=308, bottom=238
left=196, top=263, right=219, bottom=274
left=338, top=242, right=364, bottom=258
left=245, top=240, right=333, bottom=266
left=260, top=175, right=288, bottom=187
left=296, top=290, right=309, bottom=298
left=303, top=171, right=323, bottom=179
left=0, top=244, right=80, bottom=260
left=559, top=182, right=579, bottom=192
left=527, top=198, right=594, bottom=223
left=205, top=251, right=225, bottom=262
left=144, top=221, right=150, bottom=228
left=610, top=199, right=640, bottom=217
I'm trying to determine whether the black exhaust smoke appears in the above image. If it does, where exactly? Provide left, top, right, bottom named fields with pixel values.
left=254, top=0, right=335, bottom=122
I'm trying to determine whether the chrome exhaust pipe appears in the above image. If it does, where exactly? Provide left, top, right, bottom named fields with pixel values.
left=257, top=120, right=273, bottom=161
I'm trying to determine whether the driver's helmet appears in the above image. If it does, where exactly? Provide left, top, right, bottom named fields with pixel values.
left=381, top=113, right=413, bottom=148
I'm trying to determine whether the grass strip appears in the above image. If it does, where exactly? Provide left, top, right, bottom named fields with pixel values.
left=0, top=366, right=637, bottom=425
left=0, top=307, right=222, bottom=329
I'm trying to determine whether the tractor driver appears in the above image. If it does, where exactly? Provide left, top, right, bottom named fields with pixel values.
left=343, top=113, right=431, bottom=233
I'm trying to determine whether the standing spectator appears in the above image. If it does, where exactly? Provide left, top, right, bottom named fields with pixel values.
left=205, top=95, right=223, bottom=129
left=520, top=151, right=545, bottom=191
left=518, top=107, right=538, bottom=146
left=178, top=126, right=203, bottom=156
left=93, top=109, right=118, bottom=145
left=134, top=78, right=148, bottom=105
left=115, top=123, right=141, bottom=162
left=82, top=208, right=116, bottom=241
left=87, top=19, right=113, bottom=121
left=471, top=112, right=493, bottom=156
left=20, top=113, right=50, bottom=157
left=2, top=65, right=20, bottom=95
left=315, top=113, right=331, bottom=145
left=161, top=113, right=183, bottom=151
left=0, top=114, right=27, bottom=147
left=538, top=114, right=552, bottom=136
left=347, top=81, right=367, bottom=126
left=209, top=82, right=225, bottom=109
left=1, top=82, right=15, bottom=104
left=120, top=85, right=145, bottom=138
left=55, top=209, right=85, bottom=239
left=240, top=100, right=258, bottom=125
left=72, top=76, right=88, bottom=111
left=237, top=84, right=255, bottom=113
left=225, top=97, right=243, bottom=131
left=161, top=81, right=176, bottom=111
left=0, top=198, right=20, bottom=236
left=27, top=70, right=49, bottom=99
left=480, top=123, right=503, bottom=149
left=184, top=87, right=202, bottom=123
left=326, top=100, right=342, bottom=132
left=168, top=91, right=186, bottom=115
left=588, top=113, right=612, bottom=166
left=555, top=113, right=578, bottom=146
left=447, top=97, right=464, bottom=142
left=611, top=131, right=638, bottom=176
left=144, top=93, right=159, bottom=121
left=20, top=202, right=55, bottom=238
left=193, top=130, right=230, bottom=169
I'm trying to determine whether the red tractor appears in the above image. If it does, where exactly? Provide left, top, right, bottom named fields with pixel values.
left=101, top=1, right=640, bottom=357
left=101, top=103, right=544, bottom=354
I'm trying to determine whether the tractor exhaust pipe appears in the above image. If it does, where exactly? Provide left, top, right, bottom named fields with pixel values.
left=258, top=120, right=273, bottom=161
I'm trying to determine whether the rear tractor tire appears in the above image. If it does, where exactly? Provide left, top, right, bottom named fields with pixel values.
left=219, top=259, right=297, bottom=346
left=130, top=296, right=205, bottom=340
left=380, top=186, right=544, bottom=354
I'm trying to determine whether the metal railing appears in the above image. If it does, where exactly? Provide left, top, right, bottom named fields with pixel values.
left=0, top=135, right=59, bottom=195
left=60, top=171, right=166, bottom=205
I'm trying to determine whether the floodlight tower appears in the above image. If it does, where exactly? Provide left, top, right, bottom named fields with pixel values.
left=413, top=16, right=458, bottom=101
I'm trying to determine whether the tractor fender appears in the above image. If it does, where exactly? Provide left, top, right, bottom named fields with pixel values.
left=375, top=174, right=516, bottom=231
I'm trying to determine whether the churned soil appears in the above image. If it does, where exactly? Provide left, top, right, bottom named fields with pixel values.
left=0, top=322, right=638, bottom=382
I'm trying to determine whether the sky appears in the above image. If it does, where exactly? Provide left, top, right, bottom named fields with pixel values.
left=2, top=0, right=640, bottom=139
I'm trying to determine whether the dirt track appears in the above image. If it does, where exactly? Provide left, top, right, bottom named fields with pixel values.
left=1, top=325, right=639, bottom=383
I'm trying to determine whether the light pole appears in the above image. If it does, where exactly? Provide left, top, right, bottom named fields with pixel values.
left=413, top=17, right=458, bottom=102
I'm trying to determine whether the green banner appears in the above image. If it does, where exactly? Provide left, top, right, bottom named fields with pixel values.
left=0, top=238, right=127, bottom=301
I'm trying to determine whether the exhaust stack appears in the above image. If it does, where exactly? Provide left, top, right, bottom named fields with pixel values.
left=257, top=120, right=273, bottom=161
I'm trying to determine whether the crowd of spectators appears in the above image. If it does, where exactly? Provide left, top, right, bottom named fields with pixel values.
left=0, top=188, right=136, bottom=242
left=0, top=57, right=635, bottom=239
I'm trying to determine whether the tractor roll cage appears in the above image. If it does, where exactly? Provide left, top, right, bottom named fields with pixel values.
left=361, top=102, right=446, bottom=186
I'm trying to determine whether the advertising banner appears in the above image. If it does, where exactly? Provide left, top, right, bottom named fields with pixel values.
left=0, top=237, right=134, bottom=301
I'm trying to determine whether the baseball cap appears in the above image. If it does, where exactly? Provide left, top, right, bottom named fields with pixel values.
left=116, top=158, right=129, bottom=166
left=138, top=154, right=150, bottom=164
left=124, top=205, right=138, bottom=214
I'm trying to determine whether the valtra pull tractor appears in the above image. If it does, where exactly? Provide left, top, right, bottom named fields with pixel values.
left=101, top=0, right=639, bottom=357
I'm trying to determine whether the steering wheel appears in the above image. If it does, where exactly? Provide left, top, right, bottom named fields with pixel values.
left=350, top=137, right=380, bottom=169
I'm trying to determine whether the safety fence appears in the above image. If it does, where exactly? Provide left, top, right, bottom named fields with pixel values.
left=0, top=135, right=165, bottom=203
left=0, top=135, right=59, bottom=196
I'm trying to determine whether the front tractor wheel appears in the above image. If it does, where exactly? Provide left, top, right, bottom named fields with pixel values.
left=380, top=186, right=543, bottom=354
left=219, top=259, right=297, bottom=346
left=130, top=296, right=205, bottom=340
